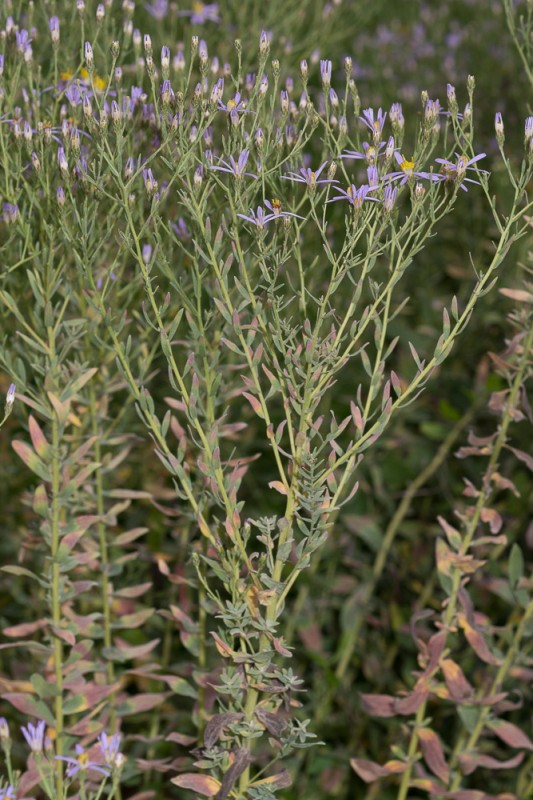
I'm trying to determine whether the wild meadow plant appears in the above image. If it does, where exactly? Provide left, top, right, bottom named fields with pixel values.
left=0, top=2, right=532, bottom=799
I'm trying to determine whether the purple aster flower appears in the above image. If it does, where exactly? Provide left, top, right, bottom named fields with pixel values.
left=15, top=29, right=32, bottom=55
left=384, top=151, right=440, bottom=186
left=237, top=203, right=303, bottom=230
left=340, top=141, right=386, bottom=165
left=360, top=107, right=387, bottom=142
left=56, top=744, right=111, bottom=778
left=434, top=152, right=487, bottom=192
left=178, top=3, right=220, bottom=23
left=21, top=720, right=46, bottom=753
left=217, top=92, right=251, bottom=116
left=0, top=786, right=15, bottom=800
left=145, top=0, right=168, bottom=18
left=2, top=203, right=19, bottom=225
left=172, top=218, right=192, bottom=240
left=210, top=148, right=257, bottom=179
left=264, top=199, right=304, bottom=220
left=327, top=183, right=379, bottom=210
left=281, top=161, right=338, bottom=190
left=98, top=732, right=122, bottom=766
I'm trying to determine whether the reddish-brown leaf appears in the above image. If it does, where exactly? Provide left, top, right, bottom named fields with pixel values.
left=3, top=619, right=47, bottom=637
left=487, top=720, right=533, bottom=750
left=441, top=659, right=473, bottom=700
left=350, top=758, right=407, bottom=783
left=459, top=750, right=524, bottom=775
left=204, top=713, right=244, bottom=750
left=116, top=692, right=169, bottom=715
left=458, top=615, right=500, bottom=665
left=418, top=727, right=450, bottom=784
left=359, top=693, right=396, bottom=717
left=28, top=415, right=51, bottom=460
left=170, top=773, right=221, bottom=796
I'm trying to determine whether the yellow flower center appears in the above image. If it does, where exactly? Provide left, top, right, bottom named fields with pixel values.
left=400, top=156, right=415, bottom=174
left=271, top=198, right=282, bottom=214
left=226, top=99, right=237, bottom=111
left=193, top=2, right=205, bottom=11
left=78, top=751, right=90, bottom=768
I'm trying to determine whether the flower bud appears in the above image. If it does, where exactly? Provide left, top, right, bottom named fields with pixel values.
left=111, top=40, right=120, bottom=59
left=31, top=152, right=40, bottom=172
left=58, top=146, right=68, bottom=174
left=96, top=4, right=105, bottom=22
left=174, top=51, right=185, bottom=72
left=144, top=34, right=152, bottom=56
left=56, top=186, right=66, bottom=207
left=344, top=56, right=352, bottom=77
left=320, top=59, right=332, bottom=89
left=494, top=111, right=504, bottom=144
left=77, top=0, right=85, bottom=17
left=85, top=41, right=94, bottom=71
left=300, top=59, right=308, bottom=81
left=280, top=90, right=289, bottom=114
left=259, top=30, right=269, bottom=56
left=161, top=45, right=170, bottom=73
left=524, top=116, right=533, bottom=143
left=327, top=161, right=337, bottom=180
left=49, top=16, right=60, bottom=45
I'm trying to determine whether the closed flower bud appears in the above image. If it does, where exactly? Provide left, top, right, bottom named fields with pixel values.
left=77, top=0, right=86, bottom=17
left=56, top=186, right=66, bottom=206
left=161, top=45, right=170, bottom=72
left=133, top=29, right=141, bottom=52
left=96, top=3, right=105, bottom=22
left=329, top=88, right=339, bottom=108
left=280, top=90, right=289, bottom=114
left=124, top=157, right=135, bottom=180
left=174, top=51, right=185, bottom=72
left=524, top=116, right=533, bottom=143
left=327, top=161, right=337, bottom=180
left=194, top=165, right=203, bottom=188
left=49, top=16, right=60, bottom=45
left=83, top=94, right=93, bottom=120
left=467, top=74, right=475, bottom=94
left=255, top=127, right=264, bottom=149
left=385, top=135, right=395, bottom=159
left=111, top=100, right=122, bottom=125
left=142, top=244, right=152, bottom=264
left=259, top=30, right=269, bottom=56
left=58, top=146, right=68, bottom=174
left=111, top=40, right=120, bottom=58
left=144, top=34, right=152, bottom=56
left=344, top=56, right=352, bottom=77
left=191, top=35, right=199, bottom=54
left=300, top=59, right=308, bottom=81
left=259, top=75, right=268, bottom=97
left=494, top=111, right=504, bottom=144
left=414, top=183, right=426, bottom=202
left=272, top=59, right=280, bottom=78
left=31, top=151, right=40, bottom=172
left=85, top=41, right=94, bottom=70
